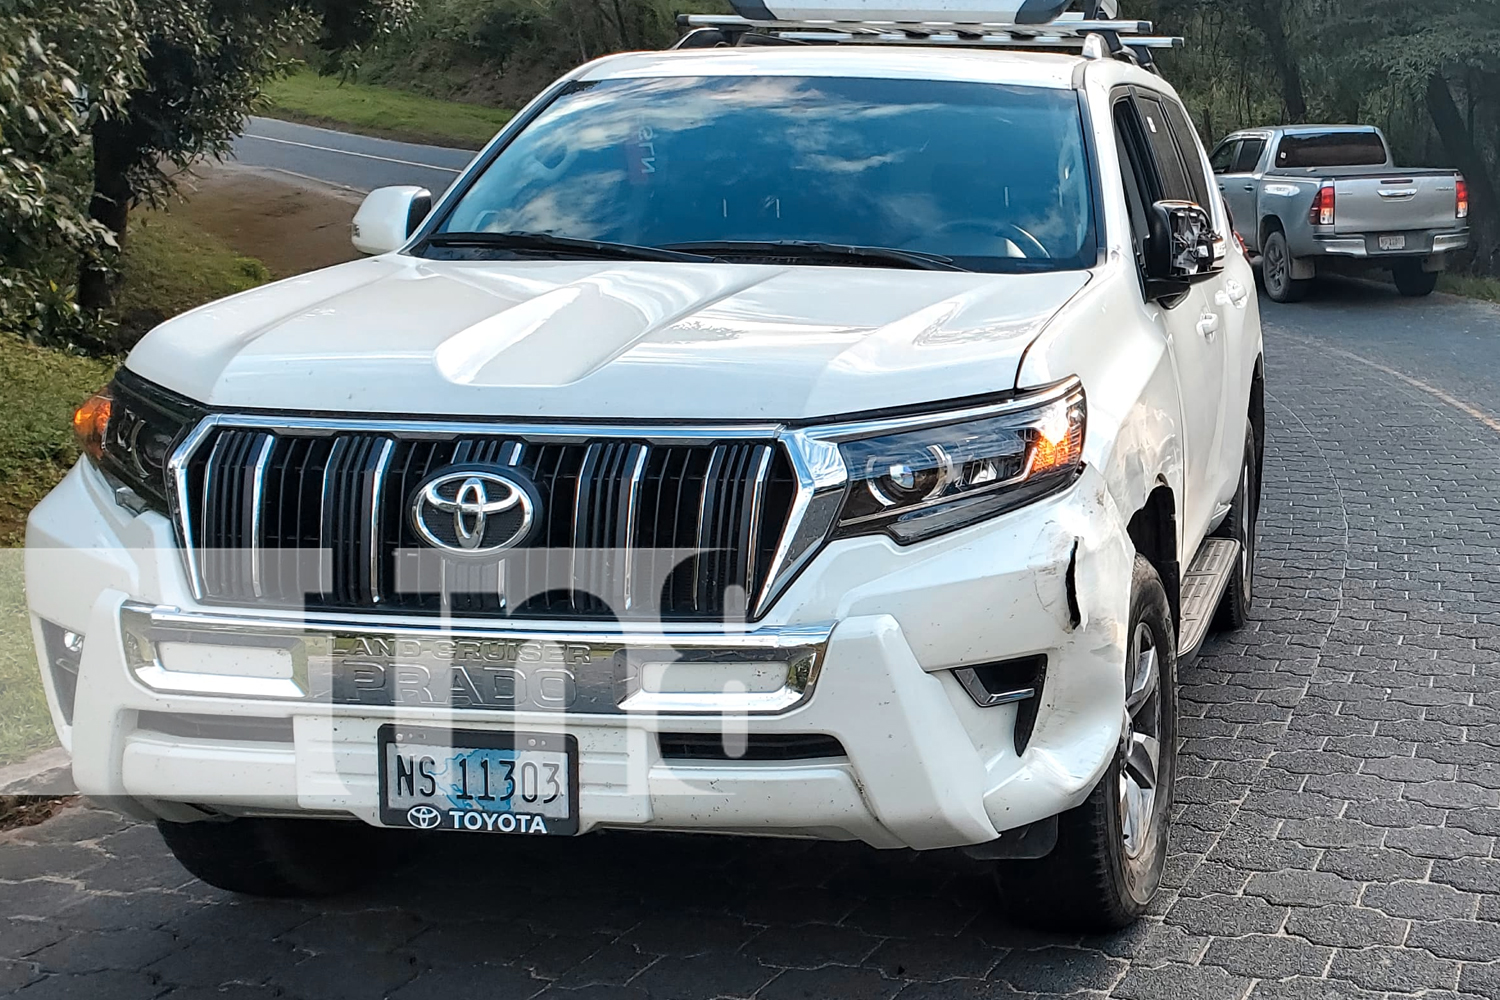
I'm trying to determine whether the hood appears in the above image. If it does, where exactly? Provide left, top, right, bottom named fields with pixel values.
left=126, top=256, right=1090, bottom=421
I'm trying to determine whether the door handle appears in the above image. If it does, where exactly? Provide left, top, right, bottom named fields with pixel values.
left=1243, top=184, right=1256, bottom=191
left=1218, top=280, right=1250, bottom=309
left=1197, top=312, right=1222, bottom=340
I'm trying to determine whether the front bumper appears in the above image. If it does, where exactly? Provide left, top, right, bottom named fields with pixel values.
left=26, top=458, right=1134, bottom=850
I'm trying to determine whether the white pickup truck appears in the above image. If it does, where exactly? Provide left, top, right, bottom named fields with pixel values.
left=26, top=1, right=1264, bottom=930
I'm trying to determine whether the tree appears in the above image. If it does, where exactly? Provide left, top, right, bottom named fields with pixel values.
left=0, top=0, right=143, bottom=344
left=77, top=0, right=415, bottom=311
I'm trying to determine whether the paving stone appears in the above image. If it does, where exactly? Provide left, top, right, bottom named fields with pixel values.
left=1404, top=919, right=1500, bottom=962
left=0, top=920, right=68, bottom=960
left=1201, top=933, right=1332, bottom=979
left=264, top=951, right=422, bottom=1000
left=988, top=947, right=1125, bottom=993
left=1245, top=871, right=1361, bottom=907
left=9, top=970, right=167, bottom=1000
left=1360, top=881, right=1477, bottom=922
left=387, top=964, right=544, bottom=1000
left=28, top=929, right=178, bottom=976
left=0, top=960, right=43, bottom=994
left=1284, top=906, right=1407, bottom=949
left=625, top=954, right=778, bottom=998
left=1247, top=977, right=1383, bottom=1000
left=1384, top=826, right=1494, bottom=861
left=1110, top=962, right=1251, bottom=1000
left=1326, top=946, right=1460, bottom=993
left=1316, top=847, right=1429, bottom=883
left=145, top=938, right=302, bottom=990
left=862, top=936, right=1002, bottom=982
left=1431, top=857, right=1500, bottom=894
left=746, top=924, right=883, bottom=970
left=1163, top=894, right=1287, bottom=936
left=759, top=966, right=904, bottom=1000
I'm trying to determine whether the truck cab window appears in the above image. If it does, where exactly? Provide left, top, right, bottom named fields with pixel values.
left=1232, top=138, right=1267, bottom=173
left=1210, top=140, right=1240, bottom=175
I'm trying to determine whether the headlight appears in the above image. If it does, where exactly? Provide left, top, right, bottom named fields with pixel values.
left=829, top=380, right=1085, bottom=544
left=74, top=371, right=203, bottom=515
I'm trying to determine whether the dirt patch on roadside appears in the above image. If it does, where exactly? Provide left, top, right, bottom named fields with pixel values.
left=0, top=795, right=78, bottom=833
left=167, top=161, right=363, bottom=279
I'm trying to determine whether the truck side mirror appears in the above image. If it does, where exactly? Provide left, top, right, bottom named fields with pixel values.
left=351, top=186, right=433, bottom=255
left=1145, top=200, right=1226, bottom=301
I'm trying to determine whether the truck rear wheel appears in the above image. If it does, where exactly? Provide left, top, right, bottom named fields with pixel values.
left=158, top=816, right=409, bottom=897
left=995, top=555, right=1178, bottom=931
left=1393, top=264, right=1439, bottom=297
left=1261, top=230, right=1310, bottom=303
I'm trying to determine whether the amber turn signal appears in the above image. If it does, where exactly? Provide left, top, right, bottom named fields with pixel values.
left=73, top=392, right=112, bottom=462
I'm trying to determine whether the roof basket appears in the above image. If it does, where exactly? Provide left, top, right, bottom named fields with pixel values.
left=673, top=0, right=1181, bottom=71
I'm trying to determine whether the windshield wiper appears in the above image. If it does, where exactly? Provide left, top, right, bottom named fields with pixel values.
left=422, top=231, right=713, bottom=263
left=661, top=240, right=968, bottom=272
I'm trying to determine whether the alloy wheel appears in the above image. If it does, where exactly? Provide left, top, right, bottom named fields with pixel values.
left=1120, top=621, right=1163, bottom=860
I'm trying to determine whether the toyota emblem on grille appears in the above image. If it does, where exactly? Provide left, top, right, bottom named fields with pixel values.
left=406, top=805, right=442, bottom=829
left=409, top=465, right=539, bottom=555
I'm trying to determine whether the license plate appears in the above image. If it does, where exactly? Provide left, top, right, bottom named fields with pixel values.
left=1379, top=235, right=1406, bottom=251
left=377, top=725, right=578, bottom=835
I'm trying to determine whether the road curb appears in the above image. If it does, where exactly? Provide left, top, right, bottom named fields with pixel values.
left=0, top=746, right=75, bottom=796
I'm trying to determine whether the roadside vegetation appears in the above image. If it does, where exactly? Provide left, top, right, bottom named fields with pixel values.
left=264, top=68, right=514, bottom=149
left=1440, top=274, right=1500, bottom=305
left=0, top=212, right=270, bottom=766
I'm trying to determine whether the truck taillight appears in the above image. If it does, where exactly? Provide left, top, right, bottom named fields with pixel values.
left=1310, top=184, right=1335, bottom=226
left=1457, top=175, right=1469, bottom=219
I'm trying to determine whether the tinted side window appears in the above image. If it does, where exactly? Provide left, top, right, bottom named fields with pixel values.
left=1133, top=96, right=1194, bottom=202
left=1113, top=99, right=1153, bottom=269
left=1210, top=140, right=1239, bottom=174
left=1159, top=98, right=1214, bottom=209
left=1232, top=138, right=1267, bottom=173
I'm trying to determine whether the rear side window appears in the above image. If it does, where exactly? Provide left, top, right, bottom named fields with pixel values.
left=1276, top=131, right=1387, bottom=168
left=1133, top=96, right=1194, bottom=203
left=1210, top=140, right=1239, bottom=174
left=1158, top=99, right=1214, bottom=209
left=1232, top=138, right=1267, bottom=173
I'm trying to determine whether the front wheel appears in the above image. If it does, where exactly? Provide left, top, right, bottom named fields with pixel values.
left=1261, top=230, right=1310, bottom=303
left=1393, top=264, right=1439, bottom=297
left=158, top=816, right=411, bottom=897
left=995, top=555, right=1178, bottom=931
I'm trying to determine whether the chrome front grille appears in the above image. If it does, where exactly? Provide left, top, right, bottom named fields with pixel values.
left=178, top=422, right=799, bottom=621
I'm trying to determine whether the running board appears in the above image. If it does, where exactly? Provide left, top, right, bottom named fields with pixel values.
left=1178, top=537, right=1241, bottom=664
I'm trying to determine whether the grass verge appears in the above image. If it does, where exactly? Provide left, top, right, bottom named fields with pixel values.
left=1440, top=273, right=1500, bottom=304
left=0, top=212, right=270, bottom=766
left=263, top=68, right=513, bottom=149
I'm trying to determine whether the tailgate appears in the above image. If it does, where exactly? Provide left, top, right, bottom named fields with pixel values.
left=1333, top=174, right=1460, bottom=234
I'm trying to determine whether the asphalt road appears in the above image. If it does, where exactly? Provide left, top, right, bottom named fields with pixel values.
left=232, top=117, right=476, bottom=197
left=5, top=121, right=1500, bottom=999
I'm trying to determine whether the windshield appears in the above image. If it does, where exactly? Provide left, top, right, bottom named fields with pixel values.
left=432, top=75, right=1097, bottom=273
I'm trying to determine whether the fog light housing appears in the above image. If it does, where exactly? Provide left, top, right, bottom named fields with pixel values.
left=38, top=620, right=83, bottom=725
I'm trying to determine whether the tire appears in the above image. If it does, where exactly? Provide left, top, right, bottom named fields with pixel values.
left=157, top=816, right=411, bottom=898
left=1393, top=264, right=1439, bottom=297
left=1212, top=425, right=1260, bottom=631
left=995, top=556, right=1178, bottom=932
left=1260, top=230, right=1310, bottom=303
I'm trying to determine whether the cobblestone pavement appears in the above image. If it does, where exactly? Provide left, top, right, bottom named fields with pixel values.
left=5, top=284, right=1500, bottom=999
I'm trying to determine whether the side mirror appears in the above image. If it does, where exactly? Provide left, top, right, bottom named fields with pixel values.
left=1145, top=200, right=1226, bottom=301
left=350, top=186, right=433, bottom=255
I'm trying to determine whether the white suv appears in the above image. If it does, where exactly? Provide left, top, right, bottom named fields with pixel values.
left=26, top=6, right=1262, bottom=929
